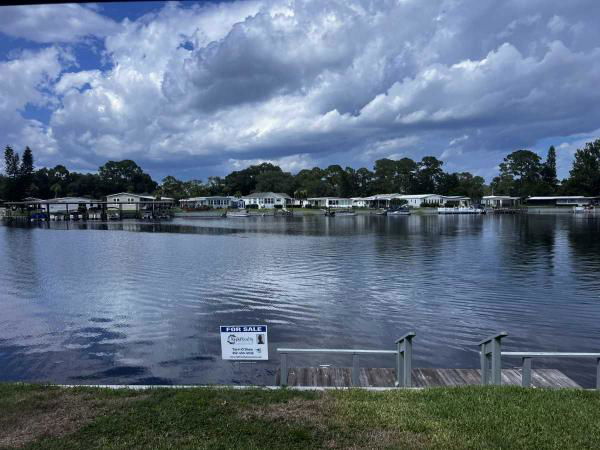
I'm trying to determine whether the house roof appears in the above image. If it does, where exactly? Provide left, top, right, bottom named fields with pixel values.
left=106, top=192, right=155, bottom=200
left=47, top=197, right=99, bottom=203
left=243, top=192, right=291, bottom=199
left=180, top=196, right=237, bottom=201
left=398, top=194, right=440, bottom=199
left=442, top=195, right=470, bottom=200
left=361, top=194, right=403, bottom=200
left=307, top=197, right=352, bottom=200
left=482, top=195, right=520, bottom=200
left=528, top=196, right=597, bottom=200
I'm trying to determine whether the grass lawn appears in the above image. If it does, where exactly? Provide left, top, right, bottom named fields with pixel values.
left=1, top=384, right=600, bottom=449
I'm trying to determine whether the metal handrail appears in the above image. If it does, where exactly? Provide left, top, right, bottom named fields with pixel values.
left=277, top=349, right=396, bottom=354
left=479, top=332, right=508, bottom=385
left=277, top=332, right=415, bottom=388
left=396, top=332, right=416, bottom=387
left=502, top=352, right=600, bottom=388
left=503, top=352, right=600, bottom=358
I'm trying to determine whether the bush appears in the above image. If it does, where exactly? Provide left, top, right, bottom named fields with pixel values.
left=246, top=204, right=259, bottom=209
left=274, top=204, right=283, bottom=209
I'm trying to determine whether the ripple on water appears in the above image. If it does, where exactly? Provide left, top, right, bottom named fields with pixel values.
left=1, top=215, right=600, bottom=386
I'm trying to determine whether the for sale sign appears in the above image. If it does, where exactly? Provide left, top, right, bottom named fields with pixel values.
left=220, top=325, right=268, bottom=360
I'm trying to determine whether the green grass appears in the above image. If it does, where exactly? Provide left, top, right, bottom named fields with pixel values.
left=1, top=384, right=600, bottom=449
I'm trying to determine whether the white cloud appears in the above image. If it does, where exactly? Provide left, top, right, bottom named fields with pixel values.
left=3, top=0, right=600, bottom=180
left=0, top=47, right=68, bottom=165
left=0, top=4, right=119, bottom=43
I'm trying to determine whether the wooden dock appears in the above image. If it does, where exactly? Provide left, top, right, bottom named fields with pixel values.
left=276, top=367, right=581, bottom=389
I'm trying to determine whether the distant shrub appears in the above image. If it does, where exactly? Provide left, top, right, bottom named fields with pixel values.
left=246, top=204, right=259, bottom=209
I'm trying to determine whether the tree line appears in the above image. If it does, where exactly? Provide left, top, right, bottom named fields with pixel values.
left=1, top=139, right=599, bottom=202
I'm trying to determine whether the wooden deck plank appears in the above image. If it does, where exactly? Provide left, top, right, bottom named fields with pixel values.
left=277, top=367, right=581, bottom=389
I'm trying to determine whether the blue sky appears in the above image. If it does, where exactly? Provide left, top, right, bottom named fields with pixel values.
left=1, top=0, right=600, bottom=183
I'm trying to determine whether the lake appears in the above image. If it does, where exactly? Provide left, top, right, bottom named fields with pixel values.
left=1, top=213, right=599, bottom=387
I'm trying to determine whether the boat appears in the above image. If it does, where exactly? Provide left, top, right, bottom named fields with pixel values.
left=386, top=207, right=411, bottom=216
left=227, top=210, right=250, bottom=217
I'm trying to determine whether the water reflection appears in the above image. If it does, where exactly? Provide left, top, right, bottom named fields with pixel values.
left=1, top=214, right=600, bottom=386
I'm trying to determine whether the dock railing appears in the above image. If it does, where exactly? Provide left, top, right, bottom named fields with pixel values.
left=478, top=332, right=508, bottom=385
left=502, top=352, right=600, bottom=389
left=396, top=332, right=416, bottom=387
left=277, top=332, right=415, bottom=388
left=480, top=332, right=600, bottom=389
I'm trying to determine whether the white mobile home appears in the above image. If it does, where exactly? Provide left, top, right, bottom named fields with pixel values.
left=362, top=194, right=404, bottom=208
left=105, top=193, right=174, bottom=211
left=398, top=194, right=445, bottom=208
left=35, top=197, right=102, bottom=213
left=242, top=192, right=292, bottom=209
left=306, top=197, right=353, bottom=208
left=180, top=196, right=240, bottom=209
left=441, top=196, right=472, bottom=207
left=351, top=197, right=368, bottom=208
left=482, top=196, right=521, bottom=208
left=526, top=196, right=598, bottom=207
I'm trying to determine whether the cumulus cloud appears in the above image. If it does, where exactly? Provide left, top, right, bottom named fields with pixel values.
left=0, top=4, right=119, bottom=43
left=0, top=47, right=70, bottom=167
left=3, top=0, right=600, bottom=179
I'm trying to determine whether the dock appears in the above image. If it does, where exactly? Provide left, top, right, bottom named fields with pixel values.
left=277, top=332, right=598, bottom=390
left=275, top=367, right=581, bottom=388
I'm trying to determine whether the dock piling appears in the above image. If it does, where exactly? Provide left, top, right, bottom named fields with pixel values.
left=280, top=352, right=288, bottom=387
left=352, top=354, right=360, bottom=386
left=522, top=357, right=532, bottom=387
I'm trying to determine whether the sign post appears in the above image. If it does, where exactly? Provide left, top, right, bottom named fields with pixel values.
left=220, top=325, right=268, bottom=361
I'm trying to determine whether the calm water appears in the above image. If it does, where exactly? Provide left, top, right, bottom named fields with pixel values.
left=1, top=214, right=600, bottom=386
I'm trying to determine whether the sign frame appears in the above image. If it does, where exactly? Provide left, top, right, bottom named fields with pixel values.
left=220, top=325, right=268, bottom=361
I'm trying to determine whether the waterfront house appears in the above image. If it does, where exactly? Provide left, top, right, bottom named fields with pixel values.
left=362, top=194, right=446, bottom=208
left=42, top=197, right=102, bottom=214
left=242, top=192, right=292, bottom=209
left=398, top=194, right=446, bottom=208
left=106, top=193, right=154, bottom=211
left=441, top=196, right=472, bottom=207
left=306, top=197, right=354, bottom=209
left=361, top=194, right=403, bottom=208
left=105, top=193, right=174, bottom=211
left=351, top=197, right=368, bottom=208
left=525, top=196, right=598, bottom=207
left=482, top=195, right=521, bottom=208
left=179, top=196, right=241, bottom=209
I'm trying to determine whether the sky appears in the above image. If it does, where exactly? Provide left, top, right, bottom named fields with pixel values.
left=1, top=0, right=600, bottom=183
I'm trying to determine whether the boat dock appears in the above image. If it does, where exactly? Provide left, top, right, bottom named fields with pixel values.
left=275, top=367, right=580, bottom=388
left=276, top=332, right=598, bottom=389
